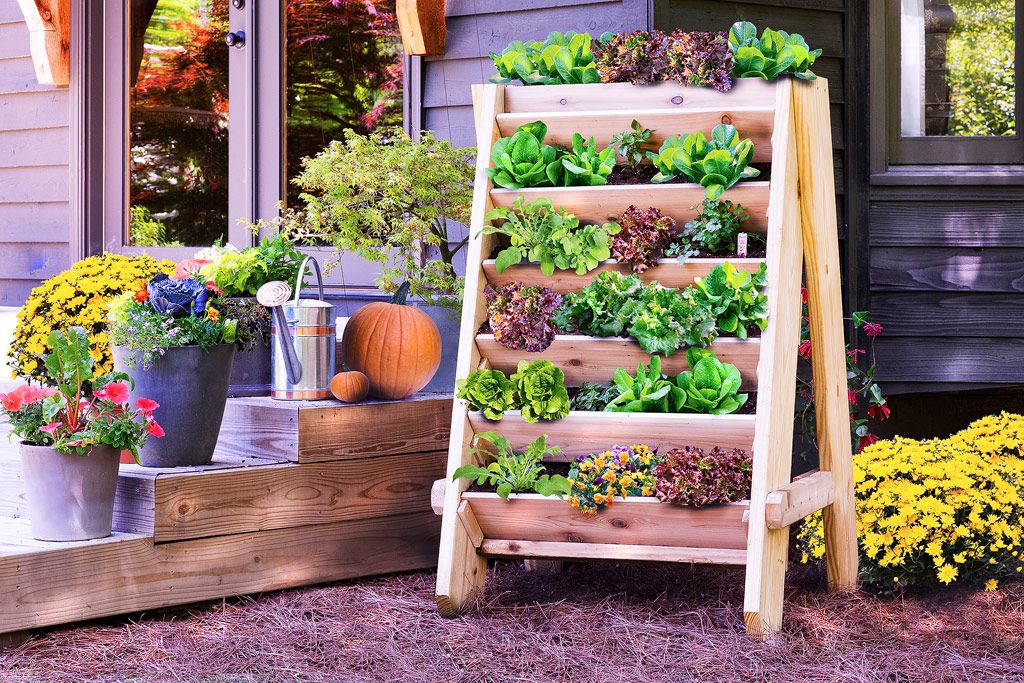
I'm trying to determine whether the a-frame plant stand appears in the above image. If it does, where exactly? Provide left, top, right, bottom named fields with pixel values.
left=435, top=77, right=858, bottom=638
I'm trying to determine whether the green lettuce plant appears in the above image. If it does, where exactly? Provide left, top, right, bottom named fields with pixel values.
left=606, top=356, right=686, bottom=413
left=558, top=133, right=617, bottom=186
left=482, top=197, right=620, bottom=275
left=488, top=121, right=563, bottom=189
left=456, top=369, right=516, bottom=420
left=675, top=347, right=748, bottom=414
left=510, top=360, right=570, bottom=423
left=490, top=32, right=601, bottom=86
left=691, top=262, right=769, bottom=340
left=453, top=432, right=570, bottom=499
left=728, top=21, right=821, bottom=81
left=648, top=124, right=760, bottom=200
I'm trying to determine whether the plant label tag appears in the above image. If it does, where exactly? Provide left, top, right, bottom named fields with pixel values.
left=737, top=232, right=748, bottom=258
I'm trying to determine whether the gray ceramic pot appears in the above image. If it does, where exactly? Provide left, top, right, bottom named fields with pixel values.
left=20, top=443, right=120, bottom=541
left=112, top=344, right=235, bottom=467
left=228, top=341, right=271, bottom=397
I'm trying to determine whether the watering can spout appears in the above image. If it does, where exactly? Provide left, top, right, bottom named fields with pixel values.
left=257, top=280, right=303, bottom=385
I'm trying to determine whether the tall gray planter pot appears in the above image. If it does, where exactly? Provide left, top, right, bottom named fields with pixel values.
left=224, top=296, right=272, bottom=397
left=112, top=344, right=236, bottom=467
left=20, top=443, right=121, bottom=541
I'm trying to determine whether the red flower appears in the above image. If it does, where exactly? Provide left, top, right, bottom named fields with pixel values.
left=869, top=402, right=891, bottom=421
left=857, top=433, right=880, bottom=453
left=147, top=420, right=166, bottom=438
left=798, top=340, right=812, bottom=359
left=133, top=279, right=150, bottom=302
left=135, top=397, right=160, bottom=415
left=848, top=388, right=858, bottom=405
left=863, top=322, right=883, bottom=338
left=1, top=390, right=23, bottom=412
left=40, top=422, right=61, bottom=435
left=96, top=382, right=131, bottom=405
left=206, top=280, right=224, bottom=296
left=847, top=348, right=865, bottom=361
left=800, top=287, right=808, bottom=304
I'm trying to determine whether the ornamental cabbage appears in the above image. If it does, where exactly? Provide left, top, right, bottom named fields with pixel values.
left=648, top=124, right=760, bottom=200
left=456, top=369, right=516, bottom=421
left=675, top=347, right=748, bottom=415
left=510, top=359, right=570, bottom=423
left=146, top=274, right=209, bottom=317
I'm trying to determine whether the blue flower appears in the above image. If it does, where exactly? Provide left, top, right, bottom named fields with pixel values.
left=147, top=274, right=209, bottom=318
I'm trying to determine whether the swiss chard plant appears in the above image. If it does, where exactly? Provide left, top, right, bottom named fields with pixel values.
left=484, top=283, right=563, bottom=353
left=605, top=355, right=686, bottom=413
left=691, top=262, right=769, bottom=340
left=557, top=133, right=617, bottom=186
left=487, top=121, right=563, bottom=189
left=453, top=432, right=570, bottom=499
left=610, top=205, right=677, bottom=274
left=728, top=21, right=821, bottom=81
left=456, top=369, right=517, bottom=421
left=668, top=198, right=750, bottom=258
left=510, top=359, right=571, bottom=423
left=649, top=124, right=760, bottom=200
left=610, top=121, right=654, bottom=175
left=675, top=347, right=748, bottom=414
left=490, top=32, right=601, bottom=86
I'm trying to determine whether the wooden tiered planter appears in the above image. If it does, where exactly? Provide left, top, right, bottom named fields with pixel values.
left=436, top=78, right=858, bottom=638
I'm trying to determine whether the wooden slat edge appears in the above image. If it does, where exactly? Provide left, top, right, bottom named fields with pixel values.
left=479, top=539, right=747, bottom=566
left=765, top=470, right=835, bottom=529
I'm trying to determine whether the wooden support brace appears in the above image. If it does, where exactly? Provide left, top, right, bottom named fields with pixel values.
left=765, top=470, right=835, bottom=529
left=457, top=501, right=484, bottom=548
left=481, top=540, right=748, bottom=566
left=16, top=0, right=70, bottom=86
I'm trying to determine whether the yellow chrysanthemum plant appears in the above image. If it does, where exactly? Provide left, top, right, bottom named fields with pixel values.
left=799, top=412, right=1024, bottom=590
left=9, top=254, right=175, bottom=384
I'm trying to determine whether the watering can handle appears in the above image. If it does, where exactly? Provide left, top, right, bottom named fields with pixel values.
left=293, top=256, right=325, bottom=303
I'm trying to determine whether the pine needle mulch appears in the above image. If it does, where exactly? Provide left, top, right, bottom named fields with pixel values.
left=2, top=562, right=1022, bottom=683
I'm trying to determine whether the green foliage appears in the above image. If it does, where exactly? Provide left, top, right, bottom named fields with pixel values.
left=290, top=128, right=475, bottom=310
left=559, top=133, right=617, bottom=186
left=129, top=206, right=182, bottom=247
left=675, top=347, right=748, bottom=415
left=490, top=32, right=600, bottom=86
left=44, top=328, right=93, bottom=397
left=728, top=21, right=822, bottom=81
left=570, top=381, right=619, bottom=412
left=610, top=120, right=654, bottom=173
left=202, top=233, right=306, bottom=298
left=488, top=122, right=617, bottom=190
left=691, top=262, right=769, bottom=340
left=483, top=197, right=620, bottom=276
left=453, top=432, right=569, bottom=499
left=456, top=369, right=517, bottom=421
left=649, top=124, right=760, bottom=200
left=669, top=199, right=750, bottom=257
left=510, top=360, right=571, bottom=423
left=945, top=0, right=1015, bottom=136
left=606, top=356, right=686, bottom=413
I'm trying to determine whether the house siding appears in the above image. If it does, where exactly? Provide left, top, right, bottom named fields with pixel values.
left=0, top=5, right=70, bottom=306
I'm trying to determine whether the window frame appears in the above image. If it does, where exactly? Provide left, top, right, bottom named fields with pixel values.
left=871, top=0, right=1024, bottom=175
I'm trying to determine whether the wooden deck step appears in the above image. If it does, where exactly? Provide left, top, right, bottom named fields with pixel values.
left=216, top=392, right=452, bottom=463
left=115, top=450, right=446, bottom=543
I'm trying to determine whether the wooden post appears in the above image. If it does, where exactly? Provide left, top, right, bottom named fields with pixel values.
left=16, top=0, right=70, bottom=86
left=435, top=84, right=503, bottom=616
left=396, top=0, right=447, bottom=56
left=792, top=79, right=859, bottom=590
left=742, top=79, right=804, bottom=639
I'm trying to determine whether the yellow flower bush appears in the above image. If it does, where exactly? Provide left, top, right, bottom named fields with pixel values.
left=799, top=412, right=1024, bottom=588
left=9, top=254, right=174, bottom=383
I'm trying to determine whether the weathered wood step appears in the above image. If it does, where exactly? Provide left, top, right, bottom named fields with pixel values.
left=115, top=450, right=447, bottom=543
left=216, top=392, right=452, bottom=463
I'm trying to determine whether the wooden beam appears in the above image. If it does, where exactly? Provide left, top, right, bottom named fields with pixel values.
left=765, top=470, right=835, bottom=529
left=456, top=500, right=484, bottom=548
left=792, top=78, right=859, bottom=591
left=480, top=539, right=747, bottom=566
left=16, top=0, right=70, bottom=86
left=396, top=0, right=446, bottom=56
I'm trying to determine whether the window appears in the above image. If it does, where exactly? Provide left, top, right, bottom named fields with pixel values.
left=878, top=0, right=1024, bottom=166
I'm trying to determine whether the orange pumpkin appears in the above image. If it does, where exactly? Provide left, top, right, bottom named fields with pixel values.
left=341, top=283, right=442, bottom=400
left=330, top=371, right=370, bottom=403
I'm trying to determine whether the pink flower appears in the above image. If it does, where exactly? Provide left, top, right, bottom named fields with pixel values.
left=206, top=280, right=224, bottom=296
left=798, top=340, right=812, bottom=359
left=174, top=259, right=211, bottom=280
left=147, top=420, right=166, bottom=438
left=96, top=382, right=131, bottom=405
left=39, top=422, right=61, bottom=434
left=20, top=386, right=56, bottom=405
left=1, top=391, right=23, bottom=412
left=863, top=322, right=883, bottom=338
left=847, top=348, right=865, bottom=361
left=135, top=397, right=160, bottom=415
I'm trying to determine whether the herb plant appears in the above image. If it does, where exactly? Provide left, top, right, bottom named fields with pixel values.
left=568, top=444, right=660, bottom=515
left=558, top=133, right=617, bottom=186
left=484, top=283, right=562, bottom=353
left=456, top=369, right=517, bottom=421
left=453, top=432, right=570, bottom=499
left=653, top=446, right=752, bottom=507
left=667, top=30, right=734, bottom=92
left=691, top=262, right=769, bottom=340
left=198, top=233, right=306, bottom=298
left=510, top=360, right=571, bottom=423
left=728, top=21, right=821, bottom=81
left=605, top=356, right=686, bottom=413
left=488, top=121, right=562, bottom=189
left=570, top=381, right=619, bottom=412
left=610, top=205, right=677, bottom=274
left=594, top=30, right=673, bottom=84
left=649, top=124, right=760, bottom=200
left=610, top=121, right=654, bottom=174
left=490, top=32, right=600, bottom=86
left=668, top=198, right=749, bottom=257
left=675, top=347, right=748, bottom=415
left=482, top=197, right=620, bottom=275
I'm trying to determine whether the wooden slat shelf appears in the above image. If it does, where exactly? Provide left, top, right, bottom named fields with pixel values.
left=482, top=257, right=766, bottom=293
left=480, top=539, right=748, bottom=566
left=467, top=410, right=757, bottom=459
left=476, top=334, right=761, bottom=390
left=489, top=181, right=771, bottom=231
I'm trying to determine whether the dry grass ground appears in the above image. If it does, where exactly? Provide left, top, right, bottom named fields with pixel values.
left=2, top=562, right=1023, bottom=683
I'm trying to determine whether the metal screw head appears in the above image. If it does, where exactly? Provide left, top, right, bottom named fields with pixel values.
left=231, top=0, right=244, bottom=7
left=671, top=95, right=684, bottom=105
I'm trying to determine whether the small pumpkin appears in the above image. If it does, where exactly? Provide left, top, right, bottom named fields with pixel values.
left=342, top=283, right=442, bottom=400
left=330, top=371, right=370, bottom=403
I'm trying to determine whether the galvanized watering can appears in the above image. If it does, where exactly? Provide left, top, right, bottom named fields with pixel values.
left=258, top=256, right=336, bottom=400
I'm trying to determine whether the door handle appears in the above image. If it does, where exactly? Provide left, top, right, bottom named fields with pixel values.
left=225, top=30, right=245, bottom=48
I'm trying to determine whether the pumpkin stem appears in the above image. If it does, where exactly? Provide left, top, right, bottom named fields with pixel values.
left=391, top=281, right=411, bottom=305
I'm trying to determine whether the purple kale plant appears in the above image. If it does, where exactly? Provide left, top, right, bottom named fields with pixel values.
left=485, top=283, right=562, bottom=352
left=610, top=205, right=677, bottom=274
left=147, top=274, right=209, bottom=318
left=594, top=30, right=672, bottom=85
left=652, top=445, right=752, bottom=507
left=668, top=30, right=734, bottom=92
